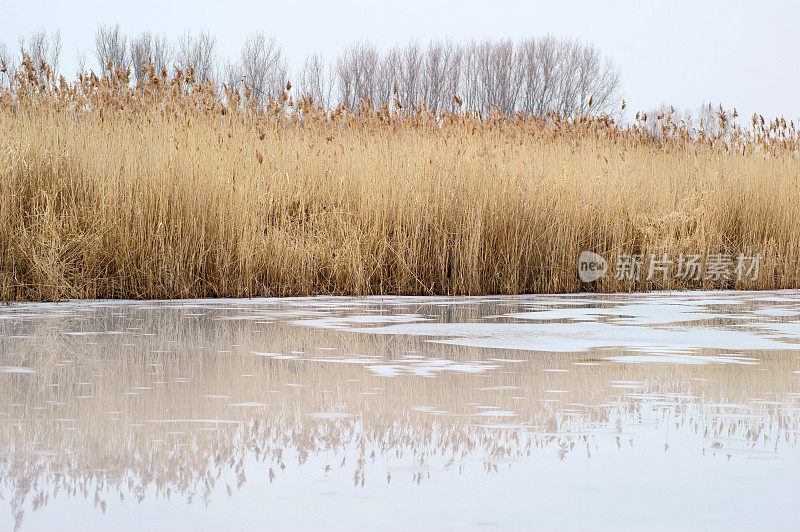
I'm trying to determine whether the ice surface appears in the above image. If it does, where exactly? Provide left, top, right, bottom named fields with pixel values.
left=1, top=290, right=799, bottom=530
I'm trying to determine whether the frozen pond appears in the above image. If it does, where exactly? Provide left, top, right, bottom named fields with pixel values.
left=1, top=291, right=799, bottom=530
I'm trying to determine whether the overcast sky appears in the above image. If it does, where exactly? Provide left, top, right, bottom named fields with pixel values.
left=3, top=0, right=798, bottom=122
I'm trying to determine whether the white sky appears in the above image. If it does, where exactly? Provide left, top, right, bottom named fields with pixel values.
left=2, top=0, right=799, bottom=122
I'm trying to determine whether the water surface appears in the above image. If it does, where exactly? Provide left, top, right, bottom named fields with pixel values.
left=1, top=291, right=799, bottom=530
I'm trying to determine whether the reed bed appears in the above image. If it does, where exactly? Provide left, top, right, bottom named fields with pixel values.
left=1, top=58, right=799, bottom=301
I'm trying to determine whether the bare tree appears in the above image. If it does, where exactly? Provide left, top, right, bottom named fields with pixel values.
left=19, top=28, right=61, bottom=73
left=76, top=49, right=87, bottom=77
left=334, top=52, right=352, bottom=109
left=336, top=41, right=381, bottom=110
left=480, top=39, right=524, bottom=115
left=219, top=59, right=243, bottom=104
left=331, top=36, right=620, bottom=117
left=396, top=40, right=423, bottom=110
left=130, top=32, right=152, bottom=83
left=518, top=36, right=559, bottom=115
left=378, top=46, right=400, bottom=108
left=50, top=30, right=62, bottom=72
left=177, top=31, right=216, bottom=83
left=151, top=34, right=172, bottom=74
left=298, top=53, right=333, bottom=108
left=1, top=26, right=624, bottom=118
left=544, top=37, right=621, bottom=117
left=95, top=24, right=128, bottom=75
left=459, top=41, right=482, bottom=112
left=421, top=40, right=461, bottom=112
left=238, top=32, right=286, bottom=106
left=463, top=36, right=622, bottom=118
left=130, top=31, right=173, bottom=84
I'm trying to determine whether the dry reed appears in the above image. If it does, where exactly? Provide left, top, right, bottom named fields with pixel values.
left=1, top=57, right=799, bottom=301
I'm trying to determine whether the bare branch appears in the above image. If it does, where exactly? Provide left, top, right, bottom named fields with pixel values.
left=95, top=24, right=128, bottom=75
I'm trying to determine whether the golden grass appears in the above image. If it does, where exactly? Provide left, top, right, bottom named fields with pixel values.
left=1, top=59, right=799, bottom=301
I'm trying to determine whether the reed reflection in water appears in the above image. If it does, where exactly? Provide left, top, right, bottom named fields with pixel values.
left=1, top=292, right=799, bottom=529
